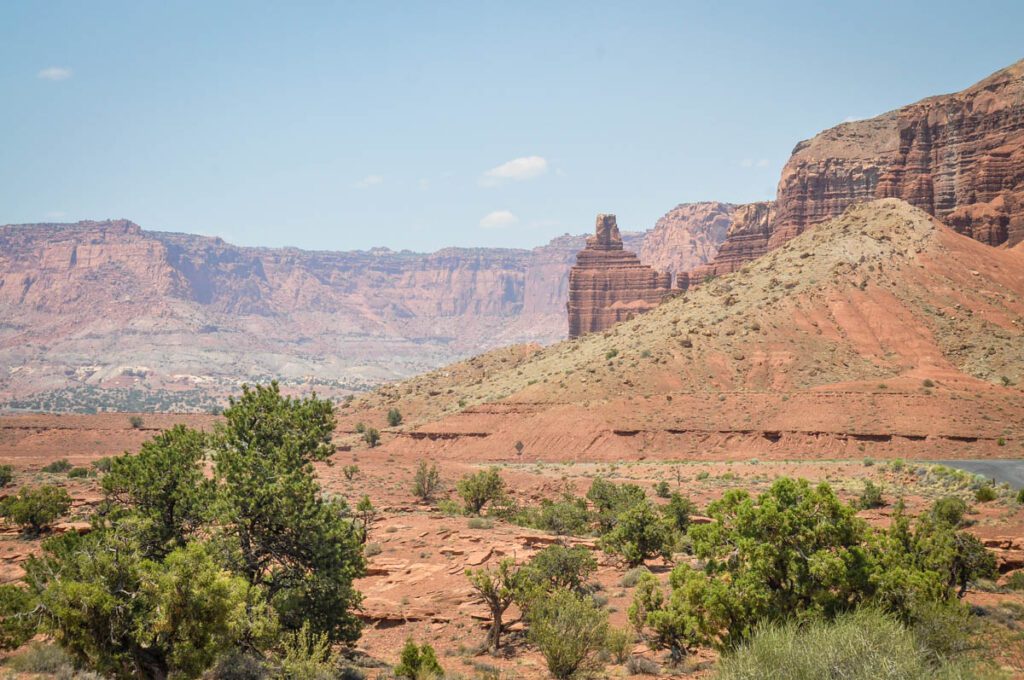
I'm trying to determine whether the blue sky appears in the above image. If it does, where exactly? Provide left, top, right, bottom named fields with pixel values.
left=1, top=1, right=1022, bottom=252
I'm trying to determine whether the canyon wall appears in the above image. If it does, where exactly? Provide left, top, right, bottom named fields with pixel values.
left=0, top=209, right=723, bottom=409
left=639, top=202, right=735, bottom=275
left=567, top=214, right=672, bottom=338
left=697, top=58, right=1024, bottom=278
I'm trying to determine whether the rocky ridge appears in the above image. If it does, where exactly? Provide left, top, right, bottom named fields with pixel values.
left=352, top=200, right=1024, bottom=460
left=697, top=58, right=1024, bottom=278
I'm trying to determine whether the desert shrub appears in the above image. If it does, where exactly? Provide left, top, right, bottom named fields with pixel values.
left=6, top=641, right=74, bottom=674
left=276, top=621, right=340, bottom=680
left=605, top=627, right=633, bottom=664
left=514, top=494, right=591, bottom=535
left=514, top=440, right=525, bottom=456
left=625, top=655, right=660, bottom=675
left=997, top=436, right=1006, bottom=446
left=889, top=458, right=905, bottom=472
left=1, top=484, right=72, bottom=534
left=386, top=408, right=402, bottom=427
left=660, top=493, right=696, bottom=533
left=600, top=499, right=673, bottom=567
left=129, top=415, right=144, bottom=429
left=713, top=608, right=968, bottom=680
left=1017, top=488, right=1024, bottom=504
left=67, top=466, right=90, bottom=479
left=456, top=467, right=506, bottom=515
left=528, top=589, right=609, bottom=680
left=696, top=470, right=709, bottom=481
left=91, top=457, right=113, bottom=473
left=364, top=542, right=382, bottom=557
left=207, top=650, right=271, bottom=679
left=393, top=638, right=443, bottom=679
left=354, top=495, right=377, bottom=543
left=605, top=349, right=618, bottom=360
left=1004, top=571, right=1024, bottom=591
left=863, top=457, right=874, bottom=467
left=467, top=517, right=493, bottom=530
left=362, top=427, right=380, bottom=448
left=974, top=484, right=997, bottom=502
left=467, top=558, right=521, bottom=652
left=857, top=479, right=885, bottom=509
left=586, top=478, right=647, bottom=534
left=930, top=497, right=968, bottom=527
left=41, top=458, right=73, bottom=474
left=654, top=481, right=670, bottom=498
left=620, top=565, right=650, bottom=588
left=436, top=499, right=463, bottom=516
left=518, top=545, right=597, bottom=606
left=907, top=600, right=973, bottom=663
left=342, top=464, right=359, bottom=481
left=922, top=379, right=935, bottom=388
left=411, top=460, right=442, bottom=502
left=0, top=464, right=12, bottom=488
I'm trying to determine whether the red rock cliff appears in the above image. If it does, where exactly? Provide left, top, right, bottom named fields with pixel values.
left=567, top=214, right=672, bottom=338
left=639, top=202, right=734, bottom=276
left=697, top=58, right=1024, bottom=277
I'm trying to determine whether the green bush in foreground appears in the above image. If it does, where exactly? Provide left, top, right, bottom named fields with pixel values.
left=714, top=608, right=972, bottom=680
left=528, top=589, right=609, bottom=680
left=0, top=464, right=12, bottom=488
left=393, top=638, right=443, bottom=679
left=0, top=485, right=72, bottom=534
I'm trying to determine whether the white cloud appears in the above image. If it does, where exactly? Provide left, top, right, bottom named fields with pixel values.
left=479, top=156, right=548, bottom=187
left=38, top=67, right=72, bottom=81
left=353, top=174, right=383, bottom=189
left=740, top=158, right=769, bottom=169
left=756, top=158, right=769, bottom=168
left=479, top=210, right=518, bottom=229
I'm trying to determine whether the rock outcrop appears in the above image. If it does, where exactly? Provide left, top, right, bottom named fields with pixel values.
left=690, top=201, right=774, bottom=280
left=567, top=214, right=672, bottom=338
left=697, top=58, right=1024, bottom=277
left=639, top=202, right=734, bottom=276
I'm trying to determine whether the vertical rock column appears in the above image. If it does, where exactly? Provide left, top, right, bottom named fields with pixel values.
left=566, top=214, right=672, bottom=338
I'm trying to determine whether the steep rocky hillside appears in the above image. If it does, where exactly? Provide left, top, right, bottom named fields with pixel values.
left=639, top=201, right=735, bottom=275
left=0, top=208, right=725, bottom=411
left=698, top=58, right=1024, bottom=278
left=350, top=200, right=1024, bottom=460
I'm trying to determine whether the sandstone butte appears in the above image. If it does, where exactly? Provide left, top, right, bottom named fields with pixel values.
left=693, top=57, right=1024, bottom=280
left=566, top=214, right=673, bottom=338
left=352, top=199, right=1024, bottom=461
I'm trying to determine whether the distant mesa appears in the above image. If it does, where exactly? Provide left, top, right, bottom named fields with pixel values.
left=567, top=214, right=672, bottom=338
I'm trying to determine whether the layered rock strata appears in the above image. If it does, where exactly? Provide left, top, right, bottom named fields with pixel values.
left=639, top=202, right=734, bottom=275
left=697, top=58, right=1024, bottom=278
left=567, top=214, right=672, bottom=338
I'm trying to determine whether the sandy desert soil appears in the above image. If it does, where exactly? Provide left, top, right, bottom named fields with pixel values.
left=1, top=411, right=1022, bottom=678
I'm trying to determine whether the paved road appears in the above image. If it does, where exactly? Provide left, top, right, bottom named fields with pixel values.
left=931, top=460, right=1024, bottom=490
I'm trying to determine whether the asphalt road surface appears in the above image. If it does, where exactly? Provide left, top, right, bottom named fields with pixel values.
left=931, top=460, right=1024, bottom=490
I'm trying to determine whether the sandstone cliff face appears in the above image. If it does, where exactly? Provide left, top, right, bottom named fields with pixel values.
left=567, top=214, right=672, bottom=338
left=639, top=202, right=734, bottom=276
left=698, top=59, right=1024, bottom=276
left=689, top=201, right=774, bottom=279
